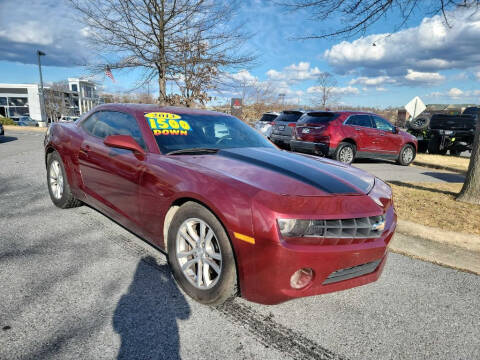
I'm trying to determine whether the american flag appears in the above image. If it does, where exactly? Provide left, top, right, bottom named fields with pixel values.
left=105, top=66, right=115, bottom=83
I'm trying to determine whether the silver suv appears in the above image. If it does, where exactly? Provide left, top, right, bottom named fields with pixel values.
left=254, top=112, right=279, bottom=139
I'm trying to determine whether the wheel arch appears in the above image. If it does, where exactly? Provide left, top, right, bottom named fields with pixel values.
left=340, top=138, right=357, bottom=147
left=45, top=145, right=56, bottom=168
left=405, top=141, right=417, bottom=151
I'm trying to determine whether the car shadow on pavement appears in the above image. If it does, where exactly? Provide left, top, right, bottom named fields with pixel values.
left=421, top=171, right=465, bottom=183
left=0, top=136, right=18, bottom=143
left=113, top=256, right=191, bottom=360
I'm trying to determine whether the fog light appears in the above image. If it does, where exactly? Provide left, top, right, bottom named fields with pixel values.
left=290, top=268, right=314, bottom=289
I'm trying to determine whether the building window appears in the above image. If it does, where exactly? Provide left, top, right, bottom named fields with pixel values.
left=0, top=97, right=7, bottom=106
left=8, top=97, right=28, bottom=106
left=71, top=84, right=78, bottom=92
left=8, top=107, right=29, bottom=117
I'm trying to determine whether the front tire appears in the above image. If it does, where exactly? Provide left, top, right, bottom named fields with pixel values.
left=334, top=142, right=356, bottom=164
left=397, top=144, right=416, bottom=166
left=167, top=202, right=237, bottom=305
left=47, top=151, right=82, bottom=208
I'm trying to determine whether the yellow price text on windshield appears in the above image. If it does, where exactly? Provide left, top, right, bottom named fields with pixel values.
left=145, top=112, right=192, bottom=134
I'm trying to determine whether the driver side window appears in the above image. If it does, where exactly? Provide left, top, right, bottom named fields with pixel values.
left=81, top=111, right=146, bottom=149
left=372, top=116, right=393, bottom=132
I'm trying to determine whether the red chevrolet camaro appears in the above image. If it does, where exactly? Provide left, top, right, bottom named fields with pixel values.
left=44, top=104, right=396, bottom=305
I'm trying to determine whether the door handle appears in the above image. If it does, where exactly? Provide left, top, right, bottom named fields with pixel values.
left=379, top=133, right=386, bottom=136
left=354, top=128, right=362, bottom=131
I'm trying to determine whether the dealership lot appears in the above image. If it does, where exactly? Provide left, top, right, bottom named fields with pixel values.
left=1, top=130, right=479, bottom=360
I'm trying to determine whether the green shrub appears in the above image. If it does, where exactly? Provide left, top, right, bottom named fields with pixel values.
left=0, top=117, right=16, bottom=125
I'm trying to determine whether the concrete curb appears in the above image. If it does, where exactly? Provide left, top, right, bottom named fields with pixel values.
left=3, top=125, right=47, bottom=133
left=397, top=219, right=480, bottom=252
left=395, top=219, right=480, bottom=274
left=413, top=161, right=466, bottom=174
left=390, top=233, right=480, bottom=275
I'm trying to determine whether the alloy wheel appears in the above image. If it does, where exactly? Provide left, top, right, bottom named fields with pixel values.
left=402, top=147, right=414, bottom=164
left=176, top=218, right=222, bottom=289
left=339, top=146, right=354, bottom=163
left=49, top=160, right=64, bottom=199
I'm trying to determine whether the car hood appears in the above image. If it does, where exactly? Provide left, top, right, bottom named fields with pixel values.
left=173, top=147, right=375, bottom=197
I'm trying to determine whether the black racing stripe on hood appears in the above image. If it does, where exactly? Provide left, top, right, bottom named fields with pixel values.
left=218, top=149, right=360, bottom=194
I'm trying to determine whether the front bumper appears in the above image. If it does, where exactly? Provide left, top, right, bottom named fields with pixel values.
left=239, top=204, right=396, bottom=305
left=290, top=140, right=333, bottom=156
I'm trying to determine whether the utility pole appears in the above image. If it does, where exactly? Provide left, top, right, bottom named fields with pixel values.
left=37, top=50, right=47, bottom=126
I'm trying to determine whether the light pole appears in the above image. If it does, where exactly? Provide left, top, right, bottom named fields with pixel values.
left=37, top=50, right=47, bottom=126
left=278, top=93, right=286, bottom=109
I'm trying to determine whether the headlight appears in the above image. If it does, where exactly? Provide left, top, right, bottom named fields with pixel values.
left=277, top=219, right=310, bottom=237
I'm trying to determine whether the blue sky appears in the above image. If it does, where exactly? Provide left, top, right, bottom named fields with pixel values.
left=0, top=0, right=479, bottom=108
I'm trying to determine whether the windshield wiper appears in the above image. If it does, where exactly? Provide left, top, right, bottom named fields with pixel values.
left=166, top=148, right=220, bottom=155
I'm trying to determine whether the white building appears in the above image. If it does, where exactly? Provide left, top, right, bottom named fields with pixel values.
left=0, top=84, right=43, bottom=121
left=68, top=78, right=98, bottom=115
left=0, top=78, right=100, bottom=122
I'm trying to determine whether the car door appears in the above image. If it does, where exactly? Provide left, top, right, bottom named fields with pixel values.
left=78, top=110, right=148, bottom=229
left=343, top=114, right=377, bottom=153
left=371, top=115, right=402, bottom=156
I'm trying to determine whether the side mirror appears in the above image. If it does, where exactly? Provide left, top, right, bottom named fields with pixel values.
left=104, top=135, right=146, bottom=156
left=392, top=126, right=399, bottom=134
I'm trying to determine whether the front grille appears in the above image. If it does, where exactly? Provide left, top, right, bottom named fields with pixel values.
left=303, top=215, right=385, bottom=239
left=323, top=259, right=382, bottom=285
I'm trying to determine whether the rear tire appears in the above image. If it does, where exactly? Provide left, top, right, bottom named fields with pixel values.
left=334, top=142, right=356, bottom=164
left=417, top=141, right=428, bottom=153
left=397, top=144, right=416, bottom=166
left=167, top=202, right=237, bottom=305
left=47, top=151, right=82, bottom=209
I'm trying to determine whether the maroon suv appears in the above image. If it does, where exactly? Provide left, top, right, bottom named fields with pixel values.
left=290, top=111, right=418, bottom=165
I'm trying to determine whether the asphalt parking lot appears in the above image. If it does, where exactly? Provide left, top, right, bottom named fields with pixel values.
left=1, top=130, right=479, bottom=360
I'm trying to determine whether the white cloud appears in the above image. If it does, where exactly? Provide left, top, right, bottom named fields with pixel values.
left=427, top=88, right=480, bottom=99
left=476, top=72, right=480, bottom=81
left=0, top=21, right=54, bottom=46
left=324, top=8, right=480, bottom=82
left=349, top=76, right=396, bottom=86
left=307, top=85, right=360, bottom=95
left=229, top=70, right=257, bottom=83
left=0, top=0, right=92, bottom=66
left=448, top=88, right=463, bottom=98
left=404, top=69, right=445, bottom=84
left=376, top=87, right=387, bottom=92
left=266, top=62, right=322, bottom=84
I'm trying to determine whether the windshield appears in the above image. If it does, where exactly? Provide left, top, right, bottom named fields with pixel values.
left=259, top=114, right=277, bottom=122
left=145, top=112, right=275, bottom=154
left=298, top=112, right=339, bottom=125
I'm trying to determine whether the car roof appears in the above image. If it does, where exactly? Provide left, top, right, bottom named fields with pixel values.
left=93, top=103, right=230, bottom=117
left=304, top=110, right=378, bottom=116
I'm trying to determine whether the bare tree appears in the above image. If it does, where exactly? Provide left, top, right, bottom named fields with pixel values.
left=71, top=0, right=253, bottom=105
left=44, top=81, right=71, bottom=122
left=102, top=92, right=156, bottom=104
left=311, top=72, right=338, bottom=108
left=282, top=0, right=480, bottom=203
left=457, top=120, right=480, bottom=204
left=281, top=0, right=480, bottom=38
